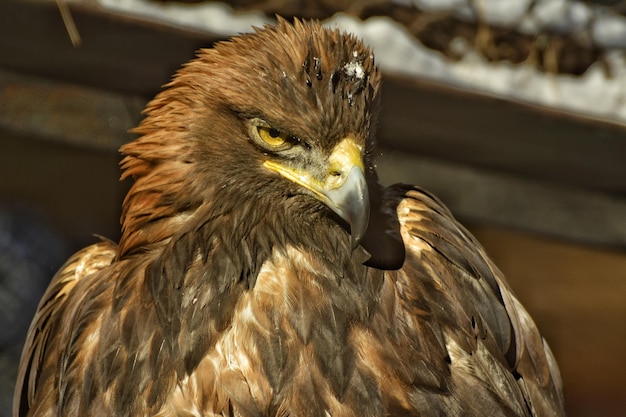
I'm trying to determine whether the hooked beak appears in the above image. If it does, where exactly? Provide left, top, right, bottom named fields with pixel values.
left=263, top=138, right=369, bottom=248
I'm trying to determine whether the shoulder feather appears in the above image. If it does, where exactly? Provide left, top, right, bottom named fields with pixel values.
left=14, top=240, right=116, bottom=417
left=388, top=184, right=565, bottom=416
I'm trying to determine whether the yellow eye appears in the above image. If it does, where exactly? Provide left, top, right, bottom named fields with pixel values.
left=257, top=126, right=289, bottom=147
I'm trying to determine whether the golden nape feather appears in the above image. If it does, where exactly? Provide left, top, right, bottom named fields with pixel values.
left=14, top=18, right=565, bottom=417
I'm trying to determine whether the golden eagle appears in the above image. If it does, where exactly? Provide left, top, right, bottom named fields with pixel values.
left=14, top=19, right=565, bottom=417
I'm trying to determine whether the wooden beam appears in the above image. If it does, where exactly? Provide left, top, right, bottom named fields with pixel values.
left=379, top=77, right=626, bottom=195
left=377, top=148, right=626, bottom=249
left=0, top=70, right=141, bottom=150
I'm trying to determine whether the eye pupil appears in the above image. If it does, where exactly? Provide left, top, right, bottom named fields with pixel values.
left=269, top=128, right=280, bottom=138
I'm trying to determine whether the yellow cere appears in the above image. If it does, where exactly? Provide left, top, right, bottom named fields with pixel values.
left=327, top=138, right=364, bottom=173
left=325, top=138, right=364, bottom=189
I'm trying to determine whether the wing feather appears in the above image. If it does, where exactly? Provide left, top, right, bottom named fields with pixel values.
left=388, top=185, right=565, bottom=416
left=13, top=240, right=116, bottom=417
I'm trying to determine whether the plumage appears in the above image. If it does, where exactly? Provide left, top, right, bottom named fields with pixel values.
left=14, top=18, right=565, bottom=417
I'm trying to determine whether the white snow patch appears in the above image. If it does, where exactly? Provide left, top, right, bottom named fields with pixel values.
left=326, top=13, right=626, bottom=125
left=593, top=12, right=626, bottom=49
left=470, top=0, right=534, bottom=27
left=75, top=0, right=626, bottom=125
left=89, top=0, right=270, bottom=35
left=408, top=0, right=468, bottom=13
left=344, top=60, right=365, bottom=79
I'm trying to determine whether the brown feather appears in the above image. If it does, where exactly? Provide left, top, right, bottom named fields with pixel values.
left=14, top=18, right=565, bottom=417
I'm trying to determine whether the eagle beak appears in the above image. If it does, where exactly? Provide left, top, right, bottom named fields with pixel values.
left=263, top=138, right=369, bottom=248
left=325, top=164, right=369, bottom=248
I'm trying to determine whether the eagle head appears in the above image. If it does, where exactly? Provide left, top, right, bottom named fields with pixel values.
left=119, top=18, right=403, bottom=269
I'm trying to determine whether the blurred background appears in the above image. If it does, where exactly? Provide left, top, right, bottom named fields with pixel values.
left=1, top=0, right=625, bottom=416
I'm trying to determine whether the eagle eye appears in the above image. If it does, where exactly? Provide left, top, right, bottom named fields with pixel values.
left=248, top=118, right=307, bottom=151
left=257, top=126, right=288, bottom=147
